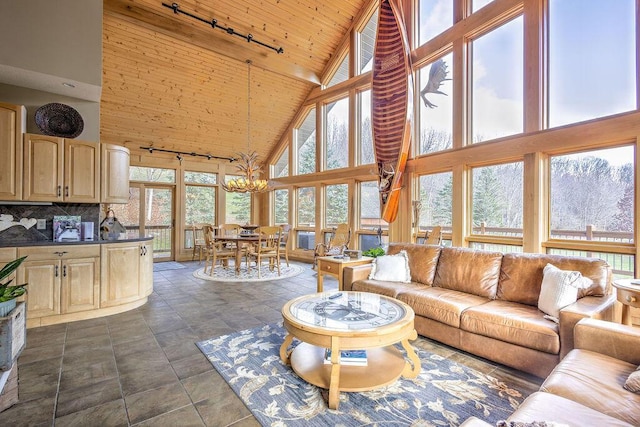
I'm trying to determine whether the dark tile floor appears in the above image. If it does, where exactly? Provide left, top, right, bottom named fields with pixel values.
left=1, top=261, right=542, bottom=426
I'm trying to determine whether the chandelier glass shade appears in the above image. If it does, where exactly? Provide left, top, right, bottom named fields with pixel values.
left=222, top=60, right=270, bottom=194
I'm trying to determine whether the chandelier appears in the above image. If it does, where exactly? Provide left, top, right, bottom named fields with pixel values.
left=222, top=60, right=270, bottom=193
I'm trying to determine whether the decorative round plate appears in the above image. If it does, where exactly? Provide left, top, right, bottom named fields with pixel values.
left=35, top=103, right=84, bottom=138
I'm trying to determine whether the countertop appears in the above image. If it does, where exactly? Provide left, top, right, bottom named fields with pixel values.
left=0, top=236, right=153, bottom=248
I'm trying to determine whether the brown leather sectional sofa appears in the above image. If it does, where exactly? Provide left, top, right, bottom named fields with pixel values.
left=461, top=318, right=640, bottom=426
left=343, top=243, right=616, bottom=378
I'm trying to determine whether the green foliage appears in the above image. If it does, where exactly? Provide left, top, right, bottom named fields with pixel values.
left=362, top=247, right=385, bottom=258
left=0, top=256, right=27, bottom=303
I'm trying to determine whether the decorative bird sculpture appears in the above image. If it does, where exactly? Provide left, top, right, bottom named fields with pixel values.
left=420, top=59, right=450, bottom=108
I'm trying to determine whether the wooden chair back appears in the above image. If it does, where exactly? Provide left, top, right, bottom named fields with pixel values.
left=425, top=226, right=443, bottom=245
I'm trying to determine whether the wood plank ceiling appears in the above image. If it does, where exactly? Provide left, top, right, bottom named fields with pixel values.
left=101, top=0, right=370, bottom=164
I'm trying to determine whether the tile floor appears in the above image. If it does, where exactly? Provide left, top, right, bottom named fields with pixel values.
left=0, top=261, right=542, bottom=426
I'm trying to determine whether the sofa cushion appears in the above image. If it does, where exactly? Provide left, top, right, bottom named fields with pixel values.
left=537, top=263, right=590, bottom=322
left=624, top=366, right=640, bottom=393
left=508, top=392, right=633, bottom=427
left=432, top=247, right=503, bottom=299
left=498, top=253, right=610, bottom=306
left=351, top=280, right=429, bottom=298
left=541, top=349, right=640, bottom=426
left=387, top=243, right=442, bottom=285
left=460, top=300, right=560, bottom=354
left=368, top=250, right=411, bottom=282
left=396, top=287, right=488, bottom=328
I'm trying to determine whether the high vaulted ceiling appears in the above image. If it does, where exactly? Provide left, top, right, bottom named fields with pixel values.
left=101, top=0, right=373, bottom=163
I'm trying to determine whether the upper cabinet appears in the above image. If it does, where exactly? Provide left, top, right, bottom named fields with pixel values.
left=23, top=133, right=100, bottom=203
left=0, top=102, right=25, bottom=200
left=101, top=143, right=130, bottom=204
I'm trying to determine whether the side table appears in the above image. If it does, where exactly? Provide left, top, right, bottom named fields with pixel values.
left=316, top=256, right=373, bottom=292
left=613, top=280, right=640, bottom=326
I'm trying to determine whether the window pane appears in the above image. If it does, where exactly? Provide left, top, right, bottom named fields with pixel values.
left=419, top=53, right=453, bottom=154
left=550, top=146, right=634, bottom=243
left=184, top=171, right=217, bottom=184
left=274, top=189, right=289, bottom=224
left=469, top=242, right=522, bottom=253
left=327, top=56, right=349, bottom=87
left=418, top=0, right=453, bottom=45
left=326, top=97, right=349, bottom=170
left=297, top=187, right=316, bottom=227
left=418, top=172, right=453, bottom=229
left=359, top=10, right=377, bottom=73
left=549, top=0, right=636, bottom=127
left=358, top=89, right=374, bottom=165
left=326, top=184, right=348, bottom=226
left=185, top=186, right=215, bottom=225
left=224, top=179, right=251, bottom=224
left=472, top=17, right=523, bottom=142
left=130, top=166, right=175, bottom=183
left=274, top=147, right=289, bottom=178
left=548, top=249, right=634, bottom=279
left=296, top=109, right=316, bottom=175
left=473, top=0, right=494, bottom=12
left=360, top=181, right=388, bottom=230
left=472, top=162, right=523, bottom=236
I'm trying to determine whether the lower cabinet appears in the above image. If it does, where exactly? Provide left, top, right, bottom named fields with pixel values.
left=17, top=246, right=100, bottom=320
left=101, top=241, right=153, bottom=307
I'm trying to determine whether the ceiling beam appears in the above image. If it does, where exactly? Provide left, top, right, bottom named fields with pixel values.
left=104, top=0, right=321, bottom=85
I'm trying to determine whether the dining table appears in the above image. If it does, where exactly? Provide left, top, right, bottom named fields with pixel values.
left=213, top=234, right=261, bottom=273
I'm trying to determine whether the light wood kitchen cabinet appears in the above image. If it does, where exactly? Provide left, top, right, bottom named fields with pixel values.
left=0, top=102, right=25, bottom=201
left=101, top=241, right=153, bottom=307
left=17, top=246, right=100, bottom=322
left=101, top=143, right=130, bottom=204
left=23, top=134, right=100, bottom=203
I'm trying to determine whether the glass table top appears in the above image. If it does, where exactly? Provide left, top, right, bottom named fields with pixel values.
left=287, top=292, right=405, bottom=330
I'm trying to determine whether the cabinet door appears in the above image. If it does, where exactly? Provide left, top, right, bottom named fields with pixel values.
left=65, top=140, right=100, bottom=203
left=0, top=103, right=24, bottom=200
left=23, top=134, right=64, bottom=201
left=62, top=257, right=100, bottom=314
left=18, top=260, right=61, bottom=318
left=101, top=243, right=141, bottom=307
left=140, top=243, right=154, bottom=297
left=101, top=144, right=130, bottom=204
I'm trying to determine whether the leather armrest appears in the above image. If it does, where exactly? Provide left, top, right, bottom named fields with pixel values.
left=574, top=317, right=640, bottom=365
left=343, top=264, right=373, bottom=291
left=558, top=294, right=617, bottom=359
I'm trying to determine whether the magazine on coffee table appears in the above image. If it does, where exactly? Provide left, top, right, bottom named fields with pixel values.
left=323, top=349, right=367, bottom=366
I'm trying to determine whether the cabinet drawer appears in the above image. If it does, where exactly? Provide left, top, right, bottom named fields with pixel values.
left=18, top=245, right=100, bottom=260
left=319, top=260, right=338, bottom=274
left=617, top=288, right=640, bottom=309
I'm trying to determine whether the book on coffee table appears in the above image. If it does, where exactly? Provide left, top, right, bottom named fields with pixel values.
left=323, top=349, right=367, bottom=366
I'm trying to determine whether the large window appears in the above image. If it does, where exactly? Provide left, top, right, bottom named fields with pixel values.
left=418, top=172, right=453, bottom=231
left=325, top=97, right=349, bottom=170
left=273, top=147, right=289, bottom=178
left=274, top=189, right=289, bottom=225
left=327, top=56, right=349, bottom=87
left=184, top=171, right=216, bottom=226
left=548, top=0, right=636, bottom=128
left=472, top=0, right=494, bottom=13
left=297, top=187, right=316, bottom=250
left=359, top=10, right=377, bottom=74
left=471, top=162, right=523, bottom=236
left=359, top=181, right=388, bottom=250
left=471, top=17, right=523, bottom=143
left=550, top=146, right=634, bottom=243
left=325, top=184, right=348, bottom=227
left=358, top=89, right=374, bottom=165
left=130, top=166, right=175, bottom=183
left=418, top=0, right=453, bottom=45
left=224, top=179, right=250, bottom=224
left=418, top=53, right=453, bottom=154
left=296, top=109, right=316, bottom=175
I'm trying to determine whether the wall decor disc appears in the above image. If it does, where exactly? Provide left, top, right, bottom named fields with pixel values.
left=35, top=103, right=84, bottom=138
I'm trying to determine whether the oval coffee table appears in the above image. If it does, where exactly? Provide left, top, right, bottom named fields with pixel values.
left=279, top=291, right=421, bottom=409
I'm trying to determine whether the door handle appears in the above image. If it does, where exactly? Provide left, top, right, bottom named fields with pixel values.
left=63, top=265, right=67, bottom=277
left=55, top=265, right=59, bottom=277
left=57, top=185, right=62, bottom=197
left=64, top=186, right=69, bottom=197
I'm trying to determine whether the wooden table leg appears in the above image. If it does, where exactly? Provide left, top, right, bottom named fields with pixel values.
left=622, top=304, right=632, bottom=326
left=317, top=271, right=324, bottom=292
left=279, top=333, right=294, bottom=365
left=400, top=330, right=421, bottom=378
left=328, top=337, right=341, bottom=409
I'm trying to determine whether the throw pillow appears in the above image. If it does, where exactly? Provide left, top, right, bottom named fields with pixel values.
left=368, top=250, right=411, bottom=283
left=538, top=263, right=590, bottom=323
left=624, top=366, right=640, bottom=393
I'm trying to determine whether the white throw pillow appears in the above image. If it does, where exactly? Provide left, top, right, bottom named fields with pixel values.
left=368, top=250, right=411, bottom=283
left=538, top=263, right=590, bottom=323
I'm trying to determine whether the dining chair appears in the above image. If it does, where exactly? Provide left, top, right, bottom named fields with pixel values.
left=279, top=224, right=291, bottom=267
left=424, top=225, right=443, bottom=245
left=190, top=223, right=208, bottom=262
left=246, top=226, right=282, bottom=278
left=313, top=223, right=351, bottom=269
left=202, top=224, right=236, bottom=275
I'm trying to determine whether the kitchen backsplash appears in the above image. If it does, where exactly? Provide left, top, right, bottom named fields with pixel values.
left=0, top=203, right=100, bottom=245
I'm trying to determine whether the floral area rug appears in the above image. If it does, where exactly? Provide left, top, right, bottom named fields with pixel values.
left=192, top=263, right=304, bottom=283
left=196, top=322, right=525, bottom=426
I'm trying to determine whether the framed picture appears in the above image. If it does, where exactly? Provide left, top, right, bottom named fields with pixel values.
left=53, top=216, right=81, bottom=242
